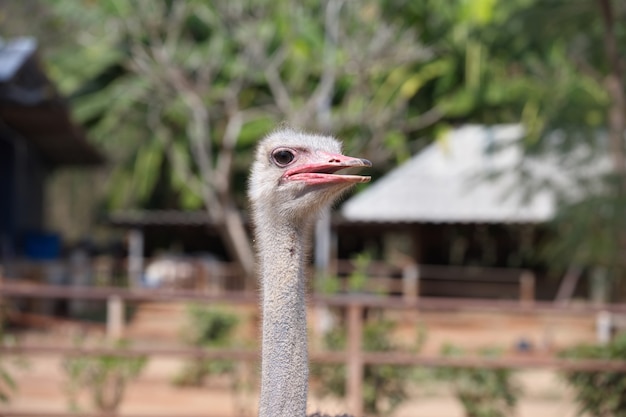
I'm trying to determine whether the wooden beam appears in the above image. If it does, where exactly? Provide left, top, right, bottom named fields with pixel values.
left=346, top=303, right=363, bottom=417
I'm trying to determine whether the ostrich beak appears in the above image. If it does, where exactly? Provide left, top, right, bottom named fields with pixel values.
left=284, top=151, right=372, bottom=185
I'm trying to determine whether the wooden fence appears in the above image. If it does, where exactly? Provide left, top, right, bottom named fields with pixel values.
left=1, top=280, right=626, bottom=417
left=333, top=260, right=536, bottom=301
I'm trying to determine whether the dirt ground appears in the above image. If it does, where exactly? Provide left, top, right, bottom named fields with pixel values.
left=1, top=302, right=599, bottom=417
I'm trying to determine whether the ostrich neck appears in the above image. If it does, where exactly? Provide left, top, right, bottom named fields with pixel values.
left=257, top=216, right=312, bottom=417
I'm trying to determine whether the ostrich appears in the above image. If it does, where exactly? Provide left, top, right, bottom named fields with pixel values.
left=248, top=127, right=371, bottom=417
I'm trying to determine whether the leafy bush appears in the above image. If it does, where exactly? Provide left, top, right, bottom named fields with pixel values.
left=174, top=304, right=239, bottom=386
left=436, top=345, right=521, bottom=417
left=175, top=304, right=256, bottom=415
left=0, top=365, right=15, bottom=404
left=312, top=318, right=424, bottom=416
left=560, top=333, right=626, bottom=417
left=62, top=339, right=147, bottom=413
left=316, top=251, right=374, bottom=295
left=347, top=251, right=373, bottom=293
left=0, top=330, right=24, bottom=403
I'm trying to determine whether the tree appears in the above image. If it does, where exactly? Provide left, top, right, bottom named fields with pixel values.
left=38, top=0, right=429, bottom=282
left=12, top=0, right=623, bottom=285
left=511, top=0, right=626, bottom=281
left=381, top=0, right=626, bottom=287
left=561, top=333, right=626, bottom=417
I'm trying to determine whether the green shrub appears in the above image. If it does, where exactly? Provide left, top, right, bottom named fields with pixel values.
left=175, top=304, right=256, bottom=415
left=436, top=345, right=521, bottom=417
left=347, top=251, right=373, bottom=293
left=315, top=251, right=376, bottom=295
left=0, top=330, right=23, bottom=403
left=560, top=333, right=626, bottom=417
left=174, top=304, right=239, bottom=386
left=62, top=339, right=147, bottom=413
left=312, top=318, right=424, bottom=416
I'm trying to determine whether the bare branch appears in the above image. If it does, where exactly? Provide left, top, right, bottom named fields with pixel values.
left=405, top=107, right=445, bottom=132
left=215, top=92, right=244, bottom=196
left=597, top=0, right=626, bottom=177
left=263, top=47, right=293, bottom=116
left=152, top=46, right=215, bottom=181
left=307, top=0, right=345, bottom=130
left=163, top=1, right=189, bottom=52
left=148, top=106, right=204, bottom=200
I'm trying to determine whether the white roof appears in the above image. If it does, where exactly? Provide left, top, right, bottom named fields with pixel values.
left=342, top=124, right=609, bottom=224
left=0, top=37, right=37, bottom=82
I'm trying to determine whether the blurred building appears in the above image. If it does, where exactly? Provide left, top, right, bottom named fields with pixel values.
left=0, top=37, right=103, bottom=269
left=339, top=124, right=609, bottom=300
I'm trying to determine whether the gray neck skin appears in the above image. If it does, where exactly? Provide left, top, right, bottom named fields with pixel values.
left=256, top=216, right=312, bottom=417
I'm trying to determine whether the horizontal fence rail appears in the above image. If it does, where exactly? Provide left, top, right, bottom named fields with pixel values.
left=1, top=345, right=626, bottom=372
left=0, top=413, right=226, bottom=417
left=1, top=281, right=626, bottom=314
left=1, top=280, right=625, bottom=417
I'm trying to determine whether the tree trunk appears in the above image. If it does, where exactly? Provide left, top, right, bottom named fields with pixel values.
left=597, top=0, right=626, bottom=289
left=598, top=0, right=626, bottom=178
left=212, top=201, right=256, bottom=290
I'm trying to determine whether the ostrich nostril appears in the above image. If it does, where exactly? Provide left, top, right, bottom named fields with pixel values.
left=329, top=158, right=340, bottom=163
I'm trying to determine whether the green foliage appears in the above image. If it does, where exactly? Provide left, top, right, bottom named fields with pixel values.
left=32, top=0, right=429, bottom=212
left=5, top=0, right=626, bottom=281
left=183, top=304, right=239, bottom=348
left=315, top=273, right=342, bottom=295
left=316, top=251, right=375, bottom=295
left=174, top=304, right=255, bottom=415
left=312, top=318, right=424, bottom=416
left=174, top=304, right=239, bottom=386
left=347, top=251, right=373, bottom=293
left=436, top=345, right=521, bottom=417
left=560, top=333, right=626, bottom=417
left=543, top=179, right=626, bottom=272
left=382, top=0, right=626, bottom=276
left=0, top=330, right=24, bottom=404
left=62, top=339, right=147, bottom=413
left=0, top=366, right=16, bottom=404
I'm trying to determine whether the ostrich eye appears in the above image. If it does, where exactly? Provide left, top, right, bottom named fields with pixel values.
left=272, top=149, right=295, bottom=166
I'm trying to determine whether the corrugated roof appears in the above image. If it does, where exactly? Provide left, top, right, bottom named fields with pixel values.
left=0, top=105, right=104, bottom=166
left=0, top=38, right=36, bottom=82
left=342, top=124, right=609, bottom=224
left=0, top=37, right=104, bottom=167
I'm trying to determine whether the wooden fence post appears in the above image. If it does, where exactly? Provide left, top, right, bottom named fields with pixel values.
left=346, top=302, right=363, bottom=417
left=107, top=295, right=125, bottom=341
left=402, top=263, right=420, bottom=302
left=596, top=310, right=612, bottom=345
left=128, top=228, right=144, bottom=288
left=520, top=271, right=535, bottom=305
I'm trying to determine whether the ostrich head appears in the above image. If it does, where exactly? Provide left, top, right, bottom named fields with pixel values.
left=249, top=127, right=371, bottom=224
